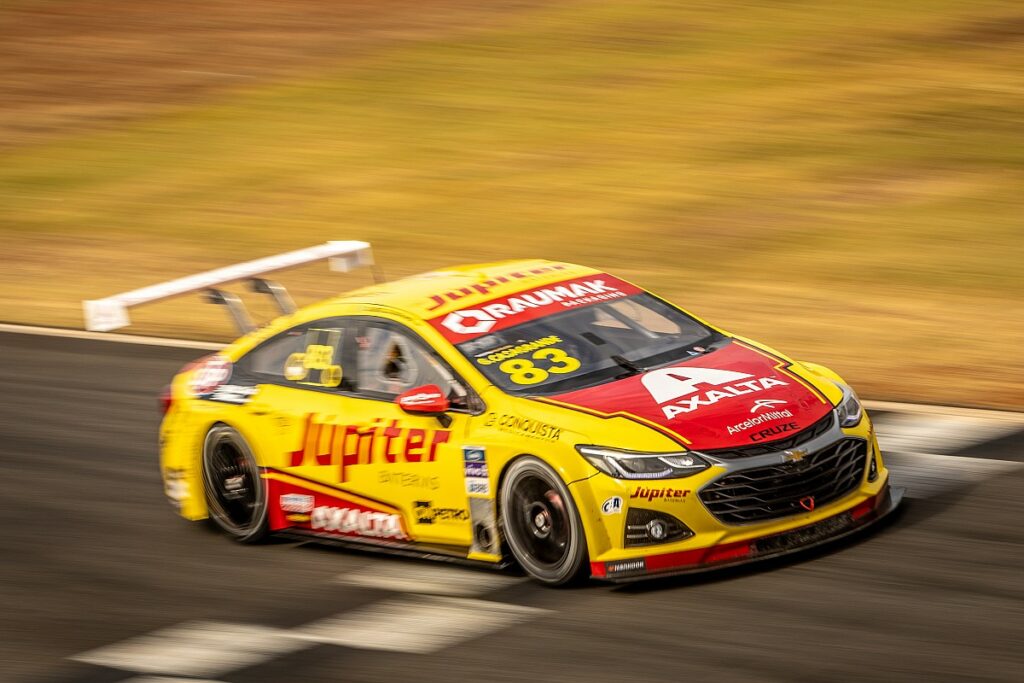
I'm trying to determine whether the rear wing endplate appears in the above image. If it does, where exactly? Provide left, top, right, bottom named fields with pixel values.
left=83, top=240, right=375, bottom=333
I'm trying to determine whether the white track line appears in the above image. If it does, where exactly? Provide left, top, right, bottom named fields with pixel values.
left=866, top=399, right=1024, bottom=424
left=72, top=622, right=309, bottom=677
left=0, top=323, right=223, bottom=350
left=293, top=594, right=547, bottom=654
left=873, top=412, right=1023, bottom=455
left=335, top=562, right=523, bottom=597
left=885, top=451, right=1023, bottom=499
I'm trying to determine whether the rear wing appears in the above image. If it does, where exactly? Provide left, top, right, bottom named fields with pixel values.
left=83, top=240, right=375, bottom=333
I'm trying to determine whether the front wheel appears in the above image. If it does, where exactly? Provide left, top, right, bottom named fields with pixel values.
left=500, top=456, right=588, bottom=586
left=202, top=424, right=268, bottom=543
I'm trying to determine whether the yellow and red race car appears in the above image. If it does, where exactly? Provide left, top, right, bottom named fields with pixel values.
left=146, top=251, right=901, bottom=585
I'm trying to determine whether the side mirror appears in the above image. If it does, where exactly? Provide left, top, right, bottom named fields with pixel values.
left=396, top=385, right=450, bottom=415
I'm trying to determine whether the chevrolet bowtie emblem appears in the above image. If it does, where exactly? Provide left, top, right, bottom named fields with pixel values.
left=783, top=449, right=808, bottom=463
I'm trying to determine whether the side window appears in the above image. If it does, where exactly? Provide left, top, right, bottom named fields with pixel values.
left=247, top=328, right=307, bottom=378
left=244, top=319, right=349, bottom=389
left=354, top=322, right=470, bottom=409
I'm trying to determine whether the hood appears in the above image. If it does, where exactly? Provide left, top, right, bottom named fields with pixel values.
left=549, top=341, right=834, bottom=450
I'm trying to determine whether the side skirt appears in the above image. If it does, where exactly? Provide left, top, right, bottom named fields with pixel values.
left=276, top=528, right=513, bottom=571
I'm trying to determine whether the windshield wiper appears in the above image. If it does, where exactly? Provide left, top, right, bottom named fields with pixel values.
left=610, top=354, right=644, bottom=377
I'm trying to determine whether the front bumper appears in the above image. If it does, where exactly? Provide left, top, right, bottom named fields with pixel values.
left=590, top=483, right=904, bottom=582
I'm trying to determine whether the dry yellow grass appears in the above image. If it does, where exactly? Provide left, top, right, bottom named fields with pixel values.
left=1, top=0, right=1022, bottom=408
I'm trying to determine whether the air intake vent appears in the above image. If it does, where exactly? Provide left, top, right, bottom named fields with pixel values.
left=699, top=438, right=868, bottom=524
left=624, top=508, right=693, bottom=547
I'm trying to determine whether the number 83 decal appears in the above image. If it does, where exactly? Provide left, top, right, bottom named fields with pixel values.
left=498, top=348, right=581, bottom=385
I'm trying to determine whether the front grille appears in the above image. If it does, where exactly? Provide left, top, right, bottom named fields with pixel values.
left=700, top=411, right=835, bottom=460
left=699, top=438, right=868, bottom=524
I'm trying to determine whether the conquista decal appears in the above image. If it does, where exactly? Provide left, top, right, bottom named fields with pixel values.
left=642, top=367, right=788, bottom=419
left=485, top=412, right=561, bottom=441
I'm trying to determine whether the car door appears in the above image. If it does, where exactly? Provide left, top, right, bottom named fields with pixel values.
left=241, top=314, right=483, bottom=549
left=327, top=317, right=482, bottom=548
left=228, top=317, right=387, bottom=537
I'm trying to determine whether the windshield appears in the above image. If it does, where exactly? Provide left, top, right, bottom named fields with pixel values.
left=455, top=293, right=724, bottom=395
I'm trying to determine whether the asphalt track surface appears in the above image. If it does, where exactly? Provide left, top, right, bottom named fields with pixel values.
left=1, top=330, right=1023, bottom=683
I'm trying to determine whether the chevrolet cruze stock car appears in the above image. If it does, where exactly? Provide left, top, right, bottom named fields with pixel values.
left=85, top=241, right=903, bottom=585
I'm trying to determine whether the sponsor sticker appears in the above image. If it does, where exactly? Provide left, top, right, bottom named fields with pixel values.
left=399, top=390, right=444, bottom=406
left=750, top=398, right=788, bottom=413
left=463, top=446, right=486, bottom=462
left=474, top=335, right=563, bottom=366
left=483, top=412, right=561, bottom=442
left=429, top=274, right=643, bottom=340
left=188, top=355, right=232, bottom=395
left=378, top=471, right=441, bottom=490
left=280, top=493, right=315, bottom=514
left=463, top=446, right=490, bottom=497
left=311, top=505, right=405, bottom=539
left=289, top=416, right=451, bottom=482
left=426, top=263, right=570, bottom=312
left=601, top=496, right=623, bottom=515
left=464, top=461, right=489, bottom=478
left=466, top=479, right=491, bottom=496
left=629, top=486, right=691, bottom=503
left=749, top=421, right=799, bottom=442
left=641, top=366, right=788, bottom=419
left=413, top=501, right=470, bottom=525
left=726, top=409, right=795, bottom=436
left=207, top=384, right=259, bottom=405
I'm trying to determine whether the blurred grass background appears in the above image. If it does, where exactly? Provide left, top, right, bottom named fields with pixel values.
left=0, top=0, right=1021, bottom=408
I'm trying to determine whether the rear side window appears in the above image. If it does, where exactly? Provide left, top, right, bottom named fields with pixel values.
left=242, top=319, right=349, bottom=389
left=248, top=329, right=306, bottom=377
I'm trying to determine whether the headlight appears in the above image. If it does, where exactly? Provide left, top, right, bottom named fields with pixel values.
left=576, top=445, right=710, bottom=480
left=836, top=389, right=863, bottom=427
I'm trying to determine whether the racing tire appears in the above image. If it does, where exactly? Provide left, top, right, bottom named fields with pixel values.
left=500, top=456, right=588, bottom=586
left=202, top=424, right=268, bottom=543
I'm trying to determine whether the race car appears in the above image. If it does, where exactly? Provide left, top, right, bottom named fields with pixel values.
left=87, top=242, right=903, bottom=584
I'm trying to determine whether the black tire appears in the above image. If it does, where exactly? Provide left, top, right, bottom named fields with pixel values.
left=201, top=424, right=268, bottom=543
left=500, top=456, right=588, bottom=586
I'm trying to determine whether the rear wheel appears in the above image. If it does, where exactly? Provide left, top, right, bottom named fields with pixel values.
left=202, top=424, right=268, bottom=543
left=500, top=457, right=588, bottom=586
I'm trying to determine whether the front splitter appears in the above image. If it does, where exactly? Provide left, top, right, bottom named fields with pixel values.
left=593, top=484, right=906, bottom=583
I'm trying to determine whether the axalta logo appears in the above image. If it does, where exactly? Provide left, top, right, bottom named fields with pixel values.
left=441, top=279, right=623, bottom=336
left=311, top=506, right=405, bottom=539
left=641, top=366, right=789, bottom=419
